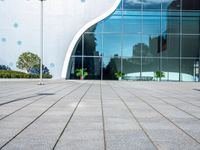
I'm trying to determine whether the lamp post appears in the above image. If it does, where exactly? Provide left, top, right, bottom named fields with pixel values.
left=39, top=0, right=46, bottom=85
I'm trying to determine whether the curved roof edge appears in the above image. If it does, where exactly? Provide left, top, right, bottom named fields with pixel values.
left=61, top=0, right=121, bottom=78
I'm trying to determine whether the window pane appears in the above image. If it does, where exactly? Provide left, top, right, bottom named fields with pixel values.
left=85, top=23, right=103, bottom=33
left=182, top=35, right=200, bottom=58
left=123, top=34, right=141, bottom=57
left=142, top=58, right=159, bottom=80
left=123, top=11, right=142, bottom=34
left=143, top=0, right=161, bottom=10
left=162, top=0, right=181, bottom=11
left=123, top=58, right=141, bottom=80
left=182, top=0, right=200, bottom=10
left=83, top=57, right=102, bottom=80
left=162, top=35, right=180, bottom=57
left=83, top=33, right=102, bottom=56
left=103, top=57, right=121, bottom=80
left=162, top=58, right=180, bottom=81
left=162, top=11, right=180, bottom=34
left=142, top=35, right=160, bottom=57
left=102, top=34, right=121, bottom=57
left=103, top=11, right=122, bottom=33
left=123, top=0, right=142, bottom=10
left=72, top=37, right=82, bottom=56
left=143, top=11, right=161, bottom=34
left=182, top=11, right=200, bottom=34
left=181, top=59, right=199, bottom=81
left=67, top=57, right=82, bottom=79
left=117, top=1, right=123, bottom=10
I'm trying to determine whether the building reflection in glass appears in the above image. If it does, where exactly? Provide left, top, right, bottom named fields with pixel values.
left=67, top=0, right=200, bottom=81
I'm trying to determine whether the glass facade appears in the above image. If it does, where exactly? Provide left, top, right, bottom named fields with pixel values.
left=67, top=0, right=200, bottom=81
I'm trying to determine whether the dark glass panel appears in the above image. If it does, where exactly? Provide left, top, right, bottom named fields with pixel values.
left=162, top=0, right=181, bottom=11
left=162, top=11, right=180, bottom=33
left=182, top=35, right=200, bottom=58
left=67, top=57, right=82, bottom=79
left=102, top=34, right=121, bottom=57
left=122, top=34, right=141, bottom=57
left=161, top=58, right=180, bottom=81
left=142, top=35, right=160, bottom=57
left=123, top=0, right=142, bottom=10
left=72, top=37, right=82, bottom=56
left=103, top=10, right=122, bottom=33
left=182, top=11, right=200, bottom=34
left=143, top=11, right=161, bottom=34
left=143, top=0, right=161, bottom=10
left=122, top=10, right=142, bottom=33
left=103, top=57, right=121, bottom=80
left=182, top=0, right=200, bottom=10
left=161, top=34, right=180, bottom=57
left=181, top=59, right=199, bottom=81
left=83, top=57, right=102, bottom=80
left=142, top=58, right=159, bottom=80
left=123, top=58, right=141, bottom=80
left=83, top=33, right=102, bottom=56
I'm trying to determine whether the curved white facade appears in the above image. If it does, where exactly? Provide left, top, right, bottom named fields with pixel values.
left=0, top=0, right=119, bottom=78
left=61, top=0, right=121, bottom=78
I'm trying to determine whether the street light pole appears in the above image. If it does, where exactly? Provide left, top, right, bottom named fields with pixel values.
left=39, top=0, right=45, bottom=85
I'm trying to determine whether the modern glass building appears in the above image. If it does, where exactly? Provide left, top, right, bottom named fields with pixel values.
left=0, top=0, right=199, bottom=81
left=67, top=0, right=200, bottom=81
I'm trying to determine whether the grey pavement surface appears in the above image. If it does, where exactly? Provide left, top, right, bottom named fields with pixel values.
left=0, top=80, right=200, bottom=150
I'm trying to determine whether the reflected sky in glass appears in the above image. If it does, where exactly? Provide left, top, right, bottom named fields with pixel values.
left=76, top=0, right=200, bottom=59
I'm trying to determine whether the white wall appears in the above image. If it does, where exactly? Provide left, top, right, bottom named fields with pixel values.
left=0, top=0, right=118, bottom=78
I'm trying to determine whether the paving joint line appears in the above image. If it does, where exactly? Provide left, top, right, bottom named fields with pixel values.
left=121, top=83, right=200, bottom=117
left=108, top=82, right=159, bottom=150
left=0, top=83, right=74, bottom=121
left=169, top=96, right=200, bottom=109
left=0, top=81, right=68, bottom=99
left=149, top=95, right=200, bottom=121
left=52, top=81, right=93, bottom=150
left=0, top=82, right=70, bottom=107
left=0, top=85, right=47, bottom=99
left=144, top=89, right=200, bottom=109
left=0, top=82, right=86, bottom=149
left=100, top=81, right=107, bottom=150
left=122, top=84, right=200, bottom=145
left=136, top=86, right=200, bottom=109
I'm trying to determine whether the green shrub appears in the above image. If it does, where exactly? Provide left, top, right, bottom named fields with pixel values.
left=75, top=68, right=88, bottom=80
left=0, top=70, right=52, bottom=79
left=154, top=71, right=165, bottom=81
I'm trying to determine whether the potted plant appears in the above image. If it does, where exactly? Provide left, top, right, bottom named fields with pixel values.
left=75, top=68, right=88, bottom=80
left=115, top=71, right=125, bottom=80
left=154, top=71, right=165, bottom=81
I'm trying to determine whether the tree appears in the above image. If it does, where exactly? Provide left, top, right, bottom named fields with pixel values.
left=16, top=52, right=40, bottom=72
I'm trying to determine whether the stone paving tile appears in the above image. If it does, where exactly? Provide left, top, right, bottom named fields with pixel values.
left=111, top=82, right=200, bottom=150
left=0, top=84, right=68, bottom=119
left=0, top=80, right=200, bottom=150
left=101, top=84, right=156, bottom=150
left=0, top=82, right=82, bottom=148
left=55, top=83, right=104, bottom=150
left=2, top=84, right=91, bottom=150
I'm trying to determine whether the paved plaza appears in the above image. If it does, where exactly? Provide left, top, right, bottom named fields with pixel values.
left=0, top=80, right=200, bottom=150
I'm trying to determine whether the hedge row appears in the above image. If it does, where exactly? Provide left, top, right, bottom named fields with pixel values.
left=0, top=70, right=52, bottom=79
